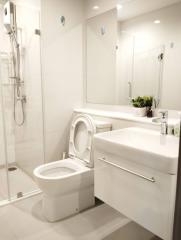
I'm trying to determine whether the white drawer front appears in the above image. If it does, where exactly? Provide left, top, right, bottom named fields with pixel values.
left=94, top=150, right=176, bottom=240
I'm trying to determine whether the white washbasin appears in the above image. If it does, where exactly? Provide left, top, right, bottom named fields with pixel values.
left=94, top=127, right=179, bottom=174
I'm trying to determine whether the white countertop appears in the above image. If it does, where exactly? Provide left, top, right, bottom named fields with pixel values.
left=74, top=108, right=180, bottom=126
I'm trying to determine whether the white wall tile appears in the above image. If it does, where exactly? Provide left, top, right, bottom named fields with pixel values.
left=41, top=0, right=84, bottom=162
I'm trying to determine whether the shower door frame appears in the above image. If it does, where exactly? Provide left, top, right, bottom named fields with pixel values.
left=0, top=52, right=42, bottom=207
left=0, top=52, right=11, bottom=204
left=0, top=1, right=45, bottom=206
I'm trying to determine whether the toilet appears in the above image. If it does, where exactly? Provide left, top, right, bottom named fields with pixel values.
left=34, top=114, right=111, bottom=222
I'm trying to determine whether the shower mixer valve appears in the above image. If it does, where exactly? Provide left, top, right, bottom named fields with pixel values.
left=16, top=95, right=27, bottom=103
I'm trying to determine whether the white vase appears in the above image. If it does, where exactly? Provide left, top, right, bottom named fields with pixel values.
left=134, top=107, right=146, bottom=117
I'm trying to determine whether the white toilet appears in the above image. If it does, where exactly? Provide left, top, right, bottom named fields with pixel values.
left=34, top=114, right=111, bottom=222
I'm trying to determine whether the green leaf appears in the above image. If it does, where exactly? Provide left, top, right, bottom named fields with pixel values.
left=131, top=96, right=153, bottom=108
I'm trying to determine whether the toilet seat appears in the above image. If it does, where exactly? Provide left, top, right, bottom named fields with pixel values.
left=34, top=114, right=96, bottom=183
left=69, top=114, right=96, bottom=167
left=34, top=158, right=90, bottom=180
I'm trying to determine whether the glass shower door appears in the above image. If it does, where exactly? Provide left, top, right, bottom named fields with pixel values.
left=0, top=1, right=45, bottom=203
left=8, top=4, right=45, bottom=200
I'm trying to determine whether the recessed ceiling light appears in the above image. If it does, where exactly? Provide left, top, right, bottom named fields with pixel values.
left=117, top=4, right=123, bottom=10
left=154, top=20, right=161, bottom=24
left=93, top=5, right=99, bottom=10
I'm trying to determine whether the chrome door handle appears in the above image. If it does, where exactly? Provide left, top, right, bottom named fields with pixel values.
left=128, top=82, right=132, bottom=100
left=98, top=158, right=156, bottom=183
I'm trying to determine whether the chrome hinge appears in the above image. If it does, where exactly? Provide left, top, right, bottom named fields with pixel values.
left=35, top=29, right=41, bottom=35
left=17, top=192, right=23, bottom=198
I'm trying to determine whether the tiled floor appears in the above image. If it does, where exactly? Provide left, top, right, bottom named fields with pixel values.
left=0, top=194, right=156, bottom=240
left=0, top=165, right=38, bottom=201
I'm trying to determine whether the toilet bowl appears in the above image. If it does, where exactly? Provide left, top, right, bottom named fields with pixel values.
left=34, top=114, right=111, bottom=222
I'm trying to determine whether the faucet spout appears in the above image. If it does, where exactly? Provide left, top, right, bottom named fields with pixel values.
left=159, top=111, right=168, bottom=135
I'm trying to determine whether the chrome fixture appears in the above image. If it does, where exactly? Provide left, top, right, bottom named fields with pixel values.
left=3, top=1, right=26, bottom=126
left=128, top=81, right=132, bottom=100
left=35, top=29, right=41, bottom=35
left=101, top=26, right=106, bottom=35
left=159, top=110, right=168, bottom=135
left=98, top=157, right=156, bottom=183
left=60, top=16, right=65, bottom=26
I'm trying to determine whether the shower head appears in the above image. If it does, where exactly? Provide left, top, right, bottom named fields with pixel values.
left=3, top=1, right=16, bottom=34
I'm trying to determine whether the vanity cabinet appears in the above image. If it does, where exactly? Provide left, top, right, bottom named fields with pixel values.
left=94, top=150, right=177, bottom=240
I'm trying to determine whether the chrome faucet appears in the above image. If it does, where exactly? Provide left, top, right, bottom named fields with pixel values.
left=159, top=111, right=168, bottom=135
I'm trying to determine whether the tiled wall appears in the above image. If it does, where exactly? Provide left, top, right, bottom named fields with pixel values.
left=41, top=0, right=84, bottom=162
left=1, top=0, right=85, bottom=170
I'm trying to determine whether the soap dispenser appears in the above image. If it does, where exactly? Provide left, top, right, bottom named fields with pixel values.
left=174, top=112, right=181, bottom=137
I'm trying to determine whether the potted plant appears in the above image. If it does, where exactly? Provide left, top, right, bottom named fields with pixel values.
left=131, top=96, right=147, bottom=117
left=131, top=96, right=153, bottom=117
left=143, top=96, right=153, bottom=118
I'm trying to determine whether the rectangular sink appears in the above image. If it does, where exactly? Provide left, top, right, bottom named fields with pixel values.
left=94, top=127, right=179, bottom=174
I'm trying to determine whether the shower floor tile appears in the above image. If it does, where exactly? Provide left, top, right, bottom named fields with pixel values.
left=0, top=166, right=38, bottom=201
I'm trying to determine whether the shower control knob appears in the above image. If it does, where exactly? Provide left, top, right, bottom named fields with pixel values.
left=16, top=95, right=27, bottom=103
left=22, top=95, right=27, bottom=103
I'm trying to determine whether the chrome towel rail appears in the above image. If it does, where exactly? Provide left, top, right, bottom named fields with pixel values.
left=98, top=157, right=156, bottom=183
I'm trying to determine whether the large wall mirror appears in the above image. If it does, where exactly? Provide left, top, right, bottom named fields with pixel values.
left=86, top=0, right=181, bottom=110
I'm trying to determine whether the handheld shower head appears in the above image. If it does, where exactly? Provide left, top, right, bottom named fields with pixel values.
left=3, top=1, right=26, bottom=126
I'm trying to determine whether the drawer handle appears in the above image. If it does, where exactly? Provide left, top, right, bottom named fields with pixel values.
left=98, top=158, right=156, bottom=183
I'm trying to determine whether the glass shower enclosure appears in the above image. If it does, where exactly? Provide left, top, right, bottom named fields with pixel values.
left=0, top=1, right=44, bottom=204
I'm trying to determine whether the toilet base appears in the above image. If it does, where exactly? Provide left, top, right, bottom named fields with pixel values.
left=42, top=186, right=95, bottom=222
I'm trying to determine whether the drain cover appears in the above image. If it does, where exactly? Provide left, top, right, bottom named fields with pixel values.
left=8, top=166, right=17, bottom=171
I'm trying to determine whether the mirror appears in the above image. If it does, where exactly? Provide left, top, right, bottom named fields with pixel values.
left=86, top=0, right=181, bottom=110
left=86, top=9, right=117, bottom=104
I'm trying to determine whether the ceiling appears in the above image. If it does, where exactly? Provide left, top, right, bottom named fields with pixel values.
left=117, top=0, right=181, bottom=21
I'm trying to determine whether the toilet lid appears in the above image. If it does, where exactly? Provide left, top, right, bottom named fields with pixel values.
left=69, top=114, right=96, bottom=167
